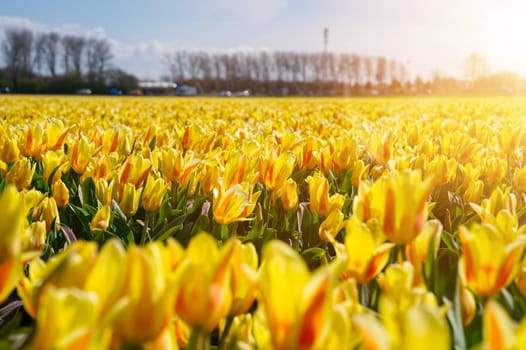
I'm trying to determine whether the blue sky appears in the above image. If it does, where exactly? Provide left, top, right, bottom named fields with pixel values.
left=2, top=0, right=526, bottom=79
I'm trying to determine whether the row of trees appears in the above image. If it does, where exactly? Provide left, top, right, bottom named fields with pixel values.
left=163, top=50, right=409, bottom=95
left=0, top=27, right=137, bottom=93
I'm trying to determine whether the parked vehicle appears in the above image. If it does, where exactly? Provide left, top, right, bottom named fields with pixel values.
left=107, top=88, right=123, bottom=95
left=0, top=86, right=10, bottom=94
left=75, top=88, right=92, bottom=95
left=218, top=90, right=232, bottom=97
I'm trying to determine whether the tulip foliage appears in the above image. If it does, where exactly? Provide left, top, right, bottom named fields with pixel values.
left=3, top=95, right=526, bottom=349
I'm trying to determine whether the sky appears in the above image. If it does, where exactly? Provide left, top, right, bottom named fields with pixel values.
left=1, top=0, right=526, bottom=80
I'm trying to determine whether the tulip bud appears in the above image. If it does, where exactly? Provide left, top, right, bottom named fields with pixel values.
left=119, top=183, right=140, bottom=217
left=90, top=206, right=111, bottom=232
left=52, top=179, right=69, bottom=208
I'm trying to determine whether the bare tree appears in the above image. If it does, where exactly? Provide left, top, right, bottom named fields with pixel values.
left=42, top=32, right=61, bottom=77
left=63, top=35, right=85, bottom=75
left=2, top=27, right=34, bottom=86
left=464, top=52, right=489, bottom=81
left=376, top=57, right=387, bottom=83
left=86, top=38, right=112, bottom=82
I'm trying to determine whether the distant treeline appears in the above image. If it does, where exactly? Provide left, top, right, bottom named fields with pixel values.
left=0, top=27, right=138, bottom=93
left=163, top=50, right=410, bottom=95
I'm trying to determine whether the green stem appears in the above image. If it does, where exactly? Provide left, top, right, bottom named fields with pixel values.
left=140, top=212, right=151, bottom=245
left=359, top=283, right=369, bottom=307
left=219, top=316, right=234, bottom=350
left=188, top=327, right=210, bottom=350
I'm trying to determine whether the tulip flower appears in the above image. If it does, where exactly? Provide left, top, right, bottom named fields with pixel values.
left=513, top=167, right=526, bottom=193
left=405, top=220, right=442, bottom=286
left=459, top=223, right=526, bottom=297
left=90, top=205, right=112, bottom=232
left=174, top=232, right=235, bottom=331
left=318, top=209, right=345, bottom=243
left=470, top=186, right=522, bottom=244
left=119, top=155, right=153, bottom=189
left=257, top=240, right=339, bottom=350
left=159, top=148, right=199, bottom=186
left=481, top=300, right=517, bottom=350
left=5, top=157, right=36, bottom=190
left=352, top=170, right=433, bottom=245
left=273, top=178, right=298, bottom=211
left=113, top=242, right=176, bottom=345
left=228, top=239, right=258, bottom=316
left=70, top=135, right=94, bottom=174
left=39, top=196, right=60, bottom=232
left=31, top=286, right=111, bottom=350
left=306, top=171, right=345, bottom=218
left=376, top=263, right=451, bottom=350
left=498, top=124, right=522, bottom=155
left=261, top=150, right=295, bottom=190
left=331, top=135, right=360, bottom=171
left=369, top=130, right=393, bottom=165
left=44, top=120, right=70, bottom=151
left=351, top=159, right=370, bottom=188
left=42, top=150, right=67, bottom=185
left=141, top=175, right=167, bottom=212
left=0, top=137, right=20, bottom=163
left=0, top=185, right=26, bottom=302
left=51, top=179, right=70, bottom=208
left=336, top=217, right=394, bottom=284
left=119, top=183, right=141, bottom=217
left=19, top=124, right=45, bottom=158
left=212, top=181, right=260, bottom=225
left=18, top=241, right=98, bottom=317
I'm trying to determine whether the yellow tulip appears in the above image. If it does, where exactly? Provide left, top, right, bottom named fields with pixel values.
left=199, top=160, right=220, bottom=195
left=212, top=181, right=260, bottom=225
left=20, top=124, right=45, bottom=158
left=119, top=155, right=153, bottom=189
left=513, top=167, right=526, bottom=192
left=31, top=286, right=111, bottom=350
left=159, top=148, right=199, bottom=186
left=5, top=157, right=36, bottom=190
left=119, top=183, right=141, bottom=217
left=331, top=135, right=359, bottom=171
left=405, top=220, right=442, bottom=286
left=463, top=179, right=484, bottom=204
left=306, top=171, right=345, bottom=218
left=90, top=205, right=111, bottom=232
left=318, top=209, right=345, bottom=243
left=273, top=178, right=298, bottom=211
left=42, top=150, right=67, bottom=185
left=377, top=263, right=450, bottom=350
left=70, top=136, right=94, bottom=174
left=141, top=175, right=167, bottom=212
left=353, top=170, right=433, bottom=245
left=22, top=221, right=47, bottom=256
left=44, top=120, right=70, bottom=151
left=498, top=124, right=522, bottom=155
left=470, top=186, right=521, bottom=243
left=261, top=151, right=295, bottom=190
left=174, top=232, right=235, bottom=331
left=18, top=241, right=98, bottom=318
left=0, top=185, right=26, bottom=302
left=351, top=159, right=370, bottom=188
left=0, top=137, right=20, bottom=163
left=336, top=217, right=394, bottom=284
left=459, top=282, right=476, bottom=326
left=257, top=240, right=337, bottom=350
left=369, top=130, right=393, bottom=165
left=94, top=178, right=113, bottom=206
left=52, top=179, right=69, bottom=208
left=113, top=242, right=175, bottom=345
left=228, top=239, right=258, bottom=316
left=459, top=223, right=526, bottom=297
left=482, top=300, right=516, bottom=350
left=39, top=196, right=60, bottom=232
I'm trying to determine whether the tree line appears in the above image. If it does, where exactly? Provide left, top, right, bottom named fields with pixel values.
left=0, top=27, right=138, bottom=93
left=163, top=50, right=409, bottom=95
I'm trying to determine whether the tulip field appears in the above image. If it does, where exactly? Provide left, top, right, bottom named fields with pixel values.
left=3, top=95, right=526, bottom=349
